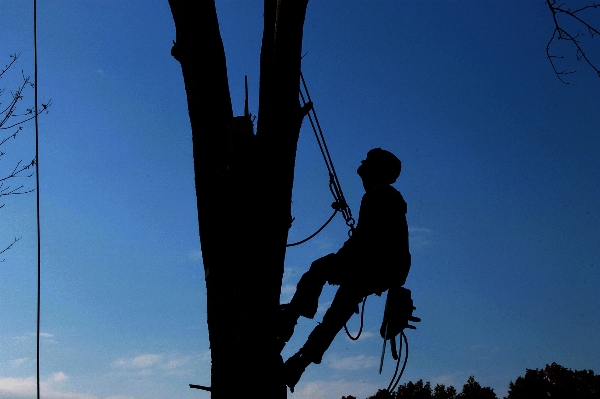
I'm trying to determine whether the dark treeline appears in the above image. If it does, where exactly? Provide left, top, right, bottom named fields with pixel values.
left=341, top=363, right=600, bottom=399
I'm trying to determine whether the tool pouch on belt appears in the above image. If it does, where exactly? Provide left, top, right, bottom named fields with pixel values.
left=379, top=287, right=420, bottom=359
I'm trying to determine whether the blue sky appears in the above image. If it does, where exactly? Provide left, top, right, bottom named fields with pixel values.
left=1, top=1, right=599, bottom=398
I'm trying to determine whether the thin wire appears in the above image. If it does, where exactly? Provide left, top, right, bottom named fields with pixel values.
left=33, top=1, right=41, bottom=398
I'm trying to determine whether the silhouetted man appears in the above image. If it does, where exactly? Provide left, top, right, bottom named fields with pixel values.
left=279, top=148, right=411, bottom=392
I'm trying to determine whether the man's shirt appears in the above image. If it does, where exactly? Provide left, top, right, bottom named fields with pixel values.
left=336, top=183, right=411, bottom=284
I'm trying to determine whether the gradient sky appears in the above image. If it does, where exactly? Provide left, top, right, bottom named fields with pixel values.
left=1, top=1, right=599, bottom=399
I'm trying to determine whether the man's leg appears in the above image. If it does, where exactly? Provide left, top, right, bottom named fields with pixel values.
left=283, top=284, right=365, bottom=391
left=290, top=253, right=338, bottom=318
left=278, top=254, right=337, bottom=349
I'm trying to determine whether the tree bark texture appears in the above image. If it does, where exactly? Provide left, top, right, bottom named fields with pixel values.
left=168, top=1, right=309, bottom=398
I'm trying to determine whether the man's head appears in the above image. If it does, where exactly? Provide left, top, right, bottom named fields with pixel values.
left=357, top=148, right=401, bottom=186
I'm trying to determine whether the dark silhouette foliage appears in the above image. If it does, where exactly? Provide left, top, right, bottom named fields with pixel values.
left=356, top=364, right=598, bottom=399
left=456, top=376, right=497, bottom=399
left=506, top=362, right=600, bottom=399
left=359, top=377, right=491, bottom=399
left=434, top=384, right=458, bottom=399
left=368, top=389, right=396, bottom=399
left=396, top=380, right=434, bottom=399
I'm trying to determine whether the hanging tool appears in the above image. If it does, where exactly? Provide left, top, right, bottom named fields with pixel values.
left=378, top=287, right=420, bottom=391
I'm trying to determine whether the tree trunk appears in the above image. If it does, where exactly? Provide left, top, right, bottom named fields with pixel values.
left=168, top=1, right=309, bottom=397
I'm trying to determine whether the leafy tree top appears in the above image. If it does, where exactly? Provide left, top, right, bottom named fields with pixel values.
left=507, top=362, right=600, bottom=399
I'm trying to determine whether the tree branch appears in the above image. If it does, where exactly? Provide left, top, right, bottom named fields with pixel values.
left=0, top=54, right=49, bottom=260
left=546, top=0, right=600, bottom=83
left=0, top=236, right=20, bottom=262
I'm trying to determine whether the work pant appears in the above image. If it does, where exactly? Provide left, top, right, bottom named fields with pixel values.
left=289, top=253, right=388, bottom=363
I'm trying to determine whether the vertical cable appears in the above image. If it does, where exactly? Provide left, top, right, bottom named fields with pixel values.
left=33, top=0, right=41, bottom=398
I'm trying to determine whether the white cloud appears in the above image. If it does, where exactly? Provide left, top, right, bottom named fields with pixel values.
left=50, top=372, right=68, bottom=383
left=327, top=354, right=378, bottom=371
left=159, top=357, right=190, bottom=371
left=0, top=377, right=35, bottom=397
left=408, top=227, right=431, bottom=247
left=12, top=332, right=56, bottom=344
left=187, top=249, right=202, bottom=262
left=280, top=284, right=296, bottom=303
left=344, top=331, right=374, bottom=341
left=21, top=332, right=54, bottom=339
left=112, top=354, right=162, bottom=369
left=283, top=266, right=301, bottom=282
left=317, top=301, right=332, bottom=314
left=25, top=332, right=54, bottom=338
left=292, top=379, right=379, bottom=399
left=109, top=352, right=205, bottom=377
left=0, top=374, right=96, bottom=399
left=10, top=358, right=28, bottom=368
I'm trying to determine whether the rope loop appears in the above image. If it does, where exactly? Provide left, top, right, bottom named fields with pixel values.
left=344, top=297, right=367, bottom=340
left=386, top=331, right=409, bottom=393
left=286, top=210, right=338, bottom=247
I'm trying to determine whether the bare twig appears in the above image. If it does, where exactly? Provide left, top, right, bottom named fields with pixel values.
left=1, top=237, right=21, bottom=262
left=1, top=53, right=50, bottom=260
left=0, top=53, right=20, bottom=79
left=546, top=0, right=600, bottom=83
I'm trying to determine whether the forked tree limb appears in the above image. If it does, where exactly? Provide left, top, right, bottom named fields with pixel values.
left=546, top=0, right=600, bottom=83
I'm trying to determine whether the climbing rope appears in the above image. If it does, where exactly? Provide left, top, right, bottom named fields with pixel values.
left=286, top=72, right=367, bottom=340
left=343, top=297, right=367, bottom=340
left=299, top=71, right=355, bottom=235
left=285, top=72, right=355, bottom=248
left=386, top=331, right=409, bottom=393
left=286, top=209, right=337, bottom=247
